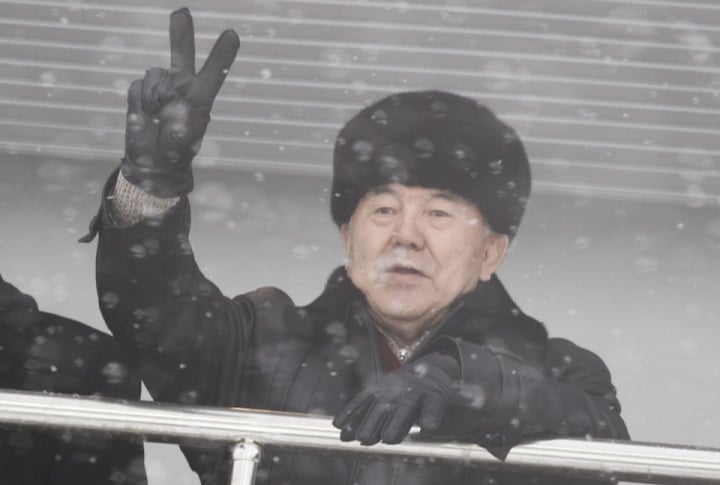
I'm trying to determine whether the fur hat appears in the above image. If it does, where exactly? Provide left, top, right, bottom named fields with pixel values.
left=330, top=90, right=531, bottom=238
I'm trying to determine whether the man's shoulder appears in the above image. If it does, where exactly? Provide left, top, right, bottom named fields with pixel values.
left=241, top=286, right=295, bottom=309
left=238, top=278, right=357, bottom=342
left=239, top=286, right=327, bottom=341
left=546, top=337, right=606, bottom=362
left=239, top=267, right=359, bottom=324
left=544, top=336, right=613, bottom=384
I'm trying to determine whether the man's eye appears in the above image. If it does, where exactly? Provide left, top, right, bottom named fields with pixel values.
left=375, top=206, right=395, bottom=215
left=429, top=209, right=450, bottom=218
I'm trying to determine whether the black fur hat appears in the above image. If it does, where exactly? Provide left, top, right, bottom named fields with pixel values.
left=330, top=90, right=531, bottom=238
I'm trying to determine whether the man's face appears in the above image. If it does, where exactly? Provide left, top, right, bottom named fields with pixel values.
left=341, top=184, right=509, bottom=344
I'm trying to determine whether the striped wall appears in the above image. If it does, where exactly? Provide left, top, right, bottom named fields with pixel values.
left=1, top=0, right=719, bottom=204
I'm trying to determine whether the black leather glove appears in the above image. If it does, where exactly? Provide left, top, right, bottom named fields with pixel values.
left=120, top=8, right=239, bottom=198
left=333, top=352, right=460, bottom=445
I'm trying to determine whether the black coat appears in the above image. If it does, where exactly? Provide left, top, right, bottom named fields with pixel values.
left=0, top=275, right=147, bottom=485
left=88, top=170, right=629, bottom=485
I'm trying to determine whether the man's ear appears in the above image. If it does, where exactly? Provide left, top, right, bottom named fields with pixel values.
left=339, top=223, right=351, bottom=260
left=478, top=233, right=509, bottom=282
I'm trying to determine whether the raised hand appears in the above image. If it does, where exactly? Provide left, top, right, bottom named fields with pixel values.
left=121, top=8, right=240, bottom=198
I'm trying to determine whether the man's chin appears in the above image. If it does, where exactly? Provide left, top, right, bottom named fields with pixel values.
left=371, top=305, right=445, bottom=344
left=370, top=298, right=436, bottom=325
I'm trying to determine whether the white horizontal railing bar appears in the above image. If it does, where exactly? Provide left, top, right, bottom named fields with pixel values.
left=4, top=56, right=720, bottom=118
left=4, top=67, right=720, bottom=120
left=4, top=0, right=720, bottom=31
left=3, top=56, right=720, bottom=97
left=5, top=97, right=720, bottom=138
left=6, top=18, right=720, bottom=76
left=244, top=0, right=720, bottom=16
left=5, top=94, right=720, bottom=144
left=0, top=390, right=719, bottom=484
left=6, top=6, right=720, bottom=54
left=3, top=143, right=720, bottom=204
left=2, top=137, right=720, bottom=181
left=2, top=119, right=719, bottom=159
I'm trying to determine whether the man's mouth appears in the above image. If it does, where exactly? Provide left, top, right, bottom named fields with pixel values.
left=386, top=265, right=426, bottom=277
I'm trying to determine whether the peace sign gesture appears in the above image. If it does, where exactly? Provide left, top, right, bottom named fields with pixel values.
left=121, top=8, right=240, bottom=198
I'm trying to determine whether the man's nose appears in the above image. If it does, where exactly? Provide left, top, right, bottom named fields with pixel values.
left=391, top=211, right=424, bottom=250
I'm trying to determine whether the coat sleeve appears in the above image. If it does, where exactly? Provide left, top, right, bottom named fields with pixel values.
left=0, top=274, right=38, bottom=378
left=417, top=336, right=629, bottom=460
left=90, top=169, right=255, bottom=408
left=0, top=274, right=149, bottom=485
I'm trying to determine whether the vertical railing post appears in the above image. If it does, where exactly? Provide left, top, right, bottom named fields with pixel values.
left=229, top=440, right=262, bottom=485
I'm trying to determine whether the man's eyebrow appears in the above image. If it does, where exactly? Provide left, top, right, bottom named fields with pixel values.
left=429, top=190, right=463, bottom=203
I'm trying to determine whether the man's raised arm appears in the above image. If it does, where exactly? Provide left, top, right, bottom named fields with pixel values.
left=83, top=9, right=247, bottom=408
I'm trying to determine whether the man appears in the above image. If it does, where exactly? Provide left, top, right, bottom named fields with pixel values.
left=82, top=8, right=629, bottom=484
left=0, top=275, right=147, bottom=485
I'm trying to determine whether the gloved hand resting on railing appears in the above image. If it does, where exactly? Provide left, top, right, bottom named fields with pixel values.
left=333, top=352, right=460, bottom=445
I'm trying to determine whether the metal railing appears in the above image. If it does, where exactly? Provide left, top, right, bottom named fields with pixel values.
left=1, top=389, right=719, bottom=484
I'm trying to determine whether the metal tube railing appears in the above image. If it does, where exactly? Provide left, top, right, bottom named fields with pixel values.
left=0, top=389, right=719, bottom=484
left=229, top=440, right=262, bottom=485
